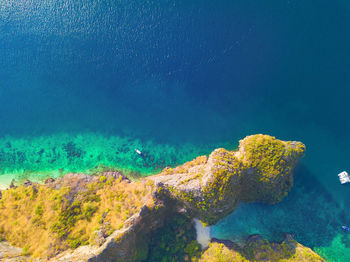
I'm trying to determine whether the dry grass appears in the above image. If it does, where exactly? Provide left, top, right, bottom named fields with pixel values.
left=160, top=155, right=208, bottom=176
left=0, top=175, right=154, bottom=259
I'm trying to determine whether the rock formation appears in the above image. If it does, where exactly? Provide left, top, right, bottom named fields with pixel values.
left=0, top=134, right=318, bottom=262
left=198, top=235, right=324, bottom=261
left=150, top=134, right=305, bottom=225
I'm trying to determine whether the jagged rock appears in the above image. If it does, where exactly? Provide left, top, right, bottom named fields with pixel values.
left=0, top=242, right=38, bottom=262
left=91, top=230, right=107, bottom=247
left=102, top=171, right=131, bottom=183
left=50, top=200, right=170, bottom=262
left=44, top=177, right=56, bottom=184
left=0, top=135, right=312, bottom=262
left=211, top=238, right=241, bottom=250
left=23, top=179, right=32, bottom=186
left=0, top=170, right=166, bottom=261
left=149, top=134, right=305, bottom=225
left=50, top=173, right=99, bottom=190
left=198, top=235, right=324, bottom=262
left=49, top=173, right=100, bottom=203
left=9, top=179, right=16, bottom=189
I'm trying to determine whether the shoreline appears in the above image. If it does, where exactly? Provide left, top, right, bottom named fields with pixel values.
left=0, top=175, right=13, bottom=190
left=0, top=132, right=222, bottom=179
left=0, top=165, right=159, bottom=191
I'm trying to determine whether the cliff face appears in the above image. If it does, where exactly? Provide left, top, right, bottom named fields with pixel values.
left=51, top=195, right=170, bottom=262
left=0, top=172, right=160, bottom=260
left=0, top=134, right=310, bottom=261
left=150, top=134, right=305, bottom=225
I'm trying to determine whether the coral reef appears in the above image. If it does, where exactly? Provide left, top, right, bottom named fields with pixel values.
left=0, top=133, right=220, bottom=184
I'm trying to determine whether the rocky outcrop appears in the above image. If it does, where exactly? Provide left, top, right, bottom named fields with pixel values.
left=0, top=172, right=159, bottom=260
left=197, top=235, right=324, bottom=262
left=150, top=134, right=305, bottom=225
left=0, top=241, right=38, bottom=262
left=51, top=199, right=169, bottom=262
left=0, top=134, right=309, bottom=261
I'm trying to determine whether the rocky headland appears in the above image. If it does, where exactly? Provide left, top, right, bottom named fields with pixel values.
left=0, top=134, right=324, bottom=261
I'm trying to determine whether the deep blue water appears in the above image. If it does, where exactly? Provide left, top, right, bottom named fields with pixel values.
left=1, top=0, right=350, bottom=260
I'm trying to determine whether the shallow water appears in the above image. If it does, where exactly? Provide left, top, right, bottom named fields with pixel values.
left=1, top=0, right=350, bottom=260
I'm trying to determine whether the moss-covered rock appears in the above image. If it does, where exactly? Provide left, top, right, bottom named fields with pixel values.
left=150, top=134, right=305, bottom=225
left=197, top=242, right=248, bottom=262
left=197, top=235, right=324, bottom=262
left=0, top=134, right=310, bottom=261
left=237, top=135, right=305, bottom=203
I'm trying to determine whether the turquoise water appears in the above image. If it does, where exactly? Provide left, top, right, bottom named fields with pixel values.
left=1, top=0, right=350, bottom=260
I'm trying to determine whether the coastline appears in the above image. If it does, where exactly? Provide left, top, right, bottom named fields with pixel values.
left=0, top=167, right=154, bottom=191
left=0, top=135, right=325, bottom=261
left=0, top=175, right=13, bottom=190
left=0, top=132, right=224, bottom=182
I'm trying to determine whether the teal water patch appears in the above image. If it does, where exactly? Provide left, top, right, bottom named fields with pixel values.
left=210, top=163, right=350, bottom=261
left=315, top=234, right=350, bottom=262
left=0, top=132, right=227, bottom=186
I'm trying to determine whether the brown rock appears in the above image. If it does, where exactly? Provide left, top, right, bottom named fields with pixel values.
left=44, top=177, right=56, bottom=184
left=9, top=179, right=16, bottom=189
left=23, top=179, right=32, bottom=186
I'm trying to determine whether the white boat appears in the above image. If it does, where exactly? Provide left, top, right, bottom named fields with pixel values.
left=338, top=171, right=350, bottom=184
left=135, top=149, right=142, bottom=155
left=342, top=225, right=350, bottom=232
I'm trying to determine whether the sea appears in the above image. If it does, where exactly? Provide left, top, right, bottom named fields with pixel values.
left=0, top=0, right=349, bottom=261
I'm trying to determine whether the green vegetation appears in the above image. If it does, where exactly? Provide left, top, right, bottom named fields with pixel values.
left=197, top=242, right=248, bottom=262
left=241, top=236, right=324, bottom=262
left=0, top=134, right=312, bottom=261
left=161, top=135, right=305, bottom=225
left=145, top=213, right=201, bottom=262
left=0, top=174, right=154, bottom=258
left=238, top=135, right=305, bottom=203
left=195, top=237, right=324, bottom=262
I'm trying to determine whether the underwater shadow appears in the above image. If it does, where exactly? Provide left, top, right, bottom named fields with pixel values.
left=211, top=163, right=349, bottom=250
left=274, top=163, right=348, bottom=248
